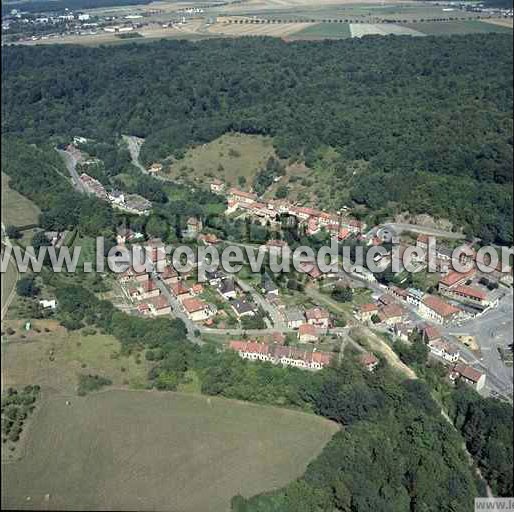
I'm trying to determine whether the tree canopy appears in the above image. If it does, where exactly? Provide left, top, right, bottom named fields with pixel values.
left=2, top=35, right=512, bottom=243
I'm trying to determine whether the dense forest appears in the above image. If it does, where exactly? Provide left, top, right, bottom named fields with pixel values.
left=2, top=35, right=512, bottom=243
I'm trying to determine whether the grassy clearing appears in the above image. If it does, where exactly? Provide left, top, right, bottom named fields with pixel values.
left=1, top=320, right=149, bottom=392
left=1, top=173, right=40, bottom=227
left=164, top=133, right=275, bottom=189
left=404, top=20, right=513, bottom=35
left=1, top=390, right=338, bottom=511
left=290, top=22, right=352, bottom=39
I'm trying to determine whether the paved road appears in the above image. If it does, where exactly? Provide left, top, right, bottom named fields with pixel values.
left=152, top=271, right=204, bottom=345
left=367, top=222, right=465, bottom=241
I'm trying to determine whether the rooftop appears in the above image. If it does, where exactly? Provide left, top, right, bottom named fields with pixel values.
left=439, top=269, right=475, bottom=288
left=422, top=295, right=461, bottom=318
left=299, top=323, right=318, bottom=337
left=453, top=285, right=487, bottom=301
left=182, top=297, right=207, bottom=314
left=453, top=363, right=484, bottom=383
left=305, top=307, right=329, bottom=321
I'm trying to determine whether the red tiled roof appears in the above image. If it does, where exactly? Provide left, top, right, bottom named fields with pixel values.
left=310, top=351, right=331, bottom=365
left=171, top=282, right=189, bottom=296
left=295, top=206, right=321, bottom=217
left=141, top=280, right=158, bottom=292
left=422, top=295, right=460, bottom=318
left=230, top=342, right=331, bottom=366
left=271, top=332, right=286, bottom=344
left=338, top=228, right=350, bottom=240
left=439, top=269, right=476, bottom=288
left=453, top=363, right=484, bottom=383
left=229, top=188, right=257, bottom=200
left=305, top=307, right=329, bottom=321
left=182, top=297, right=207, bottom=314
left=453, top=285, right=486, bottom=301
left=229, top=340, right=270, bottom=355
left=161, top=266, right=178, bottom=280
left=148, top=295, right=170, bottom=310
left=360, top=303, right=379, bottom=313
left=299, top=323, right=318, bottom=337
left=379, top=303, right=405, bottom=319
left=417, top=234, right=429, bottom=244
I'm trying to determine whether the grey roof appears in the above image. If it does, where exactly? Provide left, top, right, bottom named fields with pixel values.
left=262, top=279, right=278, bottom=293
left=219, top=278, right=236, bottom=295
left=231, top=299, right=256, bottom=314
left=285, top=308, right=305, bottom=322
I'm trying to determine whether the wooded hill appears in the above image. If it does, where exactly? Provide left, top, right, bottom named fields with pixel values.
left=2, top=35, right=512, bottom=243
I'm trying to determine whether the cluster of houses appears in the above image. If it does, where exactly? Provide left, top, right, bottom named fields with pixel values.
left=358, top=275, right=483, bottom=328
left=228, top=340, right=332, bottom=371
left=356, top=294, right=486, bottom=390
left=205, top=270, right=260, bottom=321
left=223, top=186, right=364, bottom=240
left=115, top=238, right=213, bottom=322
left=79, top=172, right=151, bottom=215
left=281, top=306, right=331, bottom=343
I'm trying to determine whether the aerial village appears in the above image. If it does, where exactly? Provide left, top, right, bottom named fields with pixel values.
left=43, top=139, right=512, bottom=398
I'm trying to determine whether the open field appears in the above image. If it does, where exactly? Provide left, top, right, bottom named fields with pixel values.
left=207, top=19, right=313, bottom=36
left=216, top=1, right=482, bottom=21
left=481, top=17, right=514, bottom=28
left=289, top=21, right=352, bottom=38
left=1, top=390, right=338, bottom=511
left=402, top=19, right=513, bottom=35
left=1, top=173, right=40, bottom=228
left=164, top=133, right=275, bottom=188
left=2, top=320, right=149, bottom=392
left=349, top=22, right=424, bottom=36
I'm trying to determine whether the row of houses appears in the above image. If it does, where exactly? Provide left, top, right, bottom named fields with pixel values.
left=226, top=187, right=364, bottom=237
left=229, top=341, right=332, bottom=371
left=229, top=340, right=383, bottom=374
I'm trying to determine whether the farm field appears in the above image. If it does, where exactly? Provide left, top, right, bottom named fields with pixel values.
left=164, top=133, right=275, bottom=188
left=402, top=19, right=514, bottom=35
left=1, top=173, right=40, bottom=228
left=481, top=17, right=513, bottom=28
left=1, top=320, right=149, bottom=392
left=289, top=22, right=352, bottom=39
left=207, top=19, right=313, bottom=36
left=1, top=390, right=339, bottom=511
left=349, top=22, right=424, bottom=37
left=217, top=1, right=481, bottom=21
